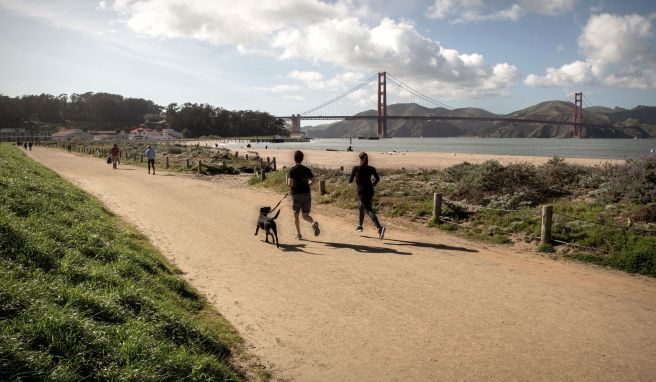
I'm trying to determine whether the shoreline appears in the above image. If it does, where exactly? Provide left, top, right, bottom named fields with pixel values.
left=224, top=147, right=625, bottom=170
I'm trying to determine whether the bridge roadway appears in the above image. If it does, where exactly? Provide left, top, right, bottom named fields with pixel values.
left=277, top=115, right=624, bottom=130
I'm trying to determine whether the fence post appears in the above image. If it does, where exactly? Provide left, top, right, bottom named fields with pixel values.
left=267, top=156, right=270, bottom=164
left=273, top=157, right=276, bottom=171
left=165, top=156, right=169, bottom=168
left=319, top=180, right=326, bottom=195
left=235, top=151, right=238, bottom=159
left=198, top=160, right=202, bottom=174
left=245, top=154, right=249, bottom=160
left=260, top=168, right=266, bottom=181
left=433, top=193, right=442, bottom=224
left=140, top=154, right=143, bottom=163
left=541, top=205, right=553, bottom=244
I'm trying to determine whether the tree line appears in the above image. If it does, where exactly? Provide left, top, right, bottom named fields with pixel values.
left=0, top=92, right=286, bottom=138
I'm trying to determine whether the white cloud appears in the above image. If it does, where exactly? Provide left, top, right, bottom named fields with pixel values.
left=288, top=71, right=366, bottom=90
left=425, top=0, right=575, bottom=23
left=257, top=84, right=303, bottom=93
left=275, top=18, right=518, bottom=97
left=525, top=13, right=656, bottom=89
left=282, top=95, right=306, bottom=101
left=114, top=0, right=360, bottom=45
left=98, top=1, right=107, bottom=11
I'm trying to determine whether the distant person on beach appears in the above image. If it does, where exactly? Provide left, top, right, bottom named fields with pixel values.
left=110, top=144, right=120, bottom=169
left=347, top=145, right=353, bottom=152
left=349, top=152, right=385, bottom=240
left=28, top=142, right=32, bottom=150
left=145, top=145, right=156, bottom=175
left=23, top=142, right=27, bottom=150
left=287, top=150, right=320, bottom=240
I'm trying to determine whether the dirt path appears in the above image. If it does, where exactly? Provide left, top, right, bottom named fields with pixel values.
left=28, top=147, right=656, bottom=381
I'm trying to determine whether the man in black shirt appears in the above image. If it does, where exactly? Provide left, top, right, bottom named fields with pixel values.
left=287, top=150, right=320, bottom=239
left=349, top=152, right=385, bottom=240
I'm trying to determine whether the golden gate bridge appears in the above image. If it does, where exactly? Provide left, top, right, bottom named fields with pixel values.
left=277, top=71, right=599, bottom=139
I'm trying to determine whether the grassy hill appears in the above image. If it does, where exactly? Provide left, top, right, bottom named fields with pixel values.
left=307, top=101, right=656, bottom=138
left=0, top=144, right=257, bottom=381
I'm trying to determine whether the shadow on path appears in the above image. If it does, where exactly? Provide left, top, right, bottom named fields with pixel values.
left=311, top=240, right=412, bottom=256
left=376, top=237, right=478, bottom=253
left=278, top=242, right=321, bottom=255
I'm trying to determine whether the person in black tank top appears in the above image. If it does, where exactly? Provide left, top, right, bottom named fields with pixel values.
left=287, top=150, right=320, bottom=240
left=349, top=152, right=385, bottom=240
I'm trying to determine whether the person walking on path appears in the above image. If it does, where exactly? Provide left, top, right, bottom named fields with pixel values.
left=28, top=142, right=32, bottom=151
left=287, top=150, right=320, bottom=240
left=349, top=152, right=385, bottom=240
left=145, top=145, right=156, bottom=175
left=110, top=144, right=120, bottom=169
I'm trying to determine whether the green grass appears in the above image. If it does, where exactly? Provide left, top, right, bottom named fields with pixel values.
left=0, top=144, right=250, bottom=381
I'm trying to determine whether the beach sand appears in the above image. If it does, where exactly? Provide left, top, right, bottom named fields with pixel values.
left=232, top=147, right=624, bottom=170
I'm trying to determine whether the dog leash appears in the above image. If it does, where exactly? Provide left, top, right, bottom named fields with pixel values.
left=270, top=193, right=288, bottom=213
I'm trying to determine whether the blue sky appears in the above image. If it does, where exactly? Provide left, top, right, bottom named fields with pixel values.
left=1, top=0, right=654, bottom=120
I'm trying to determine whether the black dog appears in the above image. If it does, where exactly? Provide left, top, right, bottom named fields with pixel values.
left=255, top=207, right=281, bottom=248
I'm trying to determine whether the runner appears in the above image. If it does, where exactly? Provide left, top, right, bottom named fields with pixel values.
left=349, top=152, right=385, bottom=240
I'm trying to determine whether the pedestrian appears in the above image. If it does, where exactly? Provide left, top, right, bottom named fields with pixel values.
left=349, top=152, right=385, bottom=240
left=110, top=144, right=120, bottom=169
left=23, top=142, right=27, bottom=150
left=28, top=142, right=32, bottom=151
left=145, top=144, right=156, bottom=175
left=287, top=150, right=320, bottom=240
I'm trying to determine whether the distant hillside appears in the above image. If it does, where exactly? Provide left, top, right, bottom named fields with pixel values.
left=307, top=101, right=656, bottom=139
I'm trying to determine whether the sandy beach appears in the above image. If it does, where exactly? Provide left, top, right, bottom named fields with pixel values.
left=184, top=140, right=625, bottom=169
left=27, top=147, right=656, bottom=382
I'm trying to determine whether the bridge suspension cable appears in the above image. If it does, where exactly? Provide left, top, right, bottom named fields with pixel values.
left=386, top=73, right=453, bottom=110
left=300, top=73, right=378, bottom=116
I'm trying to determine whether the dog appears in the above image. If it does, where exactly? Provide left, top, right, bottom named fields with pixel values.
left=255, top=206, right=280, bottom=248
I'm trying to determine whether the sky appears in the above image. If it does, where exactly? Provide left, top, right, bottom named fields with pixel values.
left=1, top=0, right=655, bottom=121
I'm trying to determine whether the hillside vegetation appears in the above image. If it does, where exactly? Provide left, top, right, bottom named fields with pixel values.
left=0, top=144, right=255, bottom=381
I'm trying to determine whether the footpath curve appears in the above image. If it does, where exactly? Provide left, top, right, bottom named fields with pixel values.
left=28, top=147, right=656, bottom=381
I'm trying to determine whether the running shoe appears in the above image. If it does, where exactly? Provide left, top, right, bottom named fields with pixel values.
left=295, top=234, right=303, bottom=240
left=312, top=221, right=320, bottom=236
left=378, top=227, right=386, bottom=240
left=355, top=226, right=363, bottom=232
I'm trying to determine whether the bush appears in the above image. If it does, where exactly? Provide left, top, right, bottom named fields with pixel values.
left=604, top=155, right=656, bottom=204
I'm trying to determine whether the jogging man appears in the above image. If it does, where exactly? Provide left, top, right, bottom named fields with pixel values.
left=287, top=150, right=320, bottom=240
left=349, top=152, right=385, bottom=240
left=145, top=145, right=156, bottom=175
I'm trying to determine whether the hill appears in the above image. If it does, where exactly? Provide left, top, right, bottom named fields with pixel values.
left=307, top=101, right=656, bottom=138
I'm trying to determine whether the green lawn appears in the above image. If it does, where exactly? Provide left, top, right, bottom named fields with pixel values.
left=0, top=144, right=256, bottom=381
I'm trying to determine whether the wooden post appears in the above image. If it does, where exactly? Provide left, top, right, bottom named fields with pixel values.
left=185, top=158, right=190, bottom=170
left=319, top=180, right=326, bottom=195
left=273, top=157, right=276, bottom=171
left=541, top=205, right=553, bottom=244
left=246, top=154, right=249, bottom=160
left=433, top=193, right=442, bottom=224
left=234, top=151, right=238, bottom=159
left=260, top=168, right=266, bottom=181
left=166, top=156, right=169, bottom=168
left=198, top=160, right=202, bottom=174
left=340, top=166, right=344, bottom=172
left=222, top=160, right=226, bottom=167
left=140, top=154, right=143, bottom=163
left=267, top=156, right=270, bottom=164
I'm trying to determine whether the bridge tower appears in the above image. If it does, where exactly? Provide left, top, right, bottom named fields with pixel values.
left=377, top=72, right=387, bottom=138
left=291, top=114, right=301, bottom=135
left=573, top=92, right=583, bottom=138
